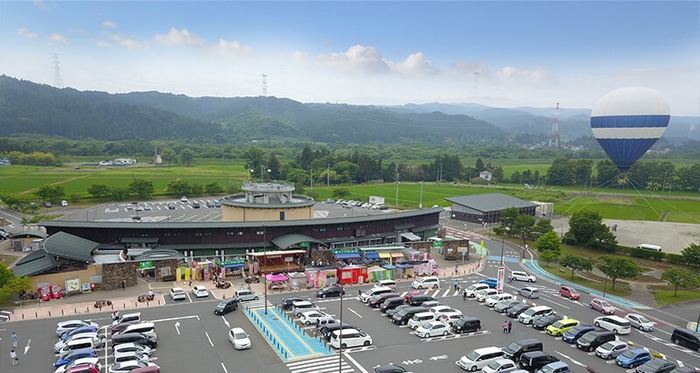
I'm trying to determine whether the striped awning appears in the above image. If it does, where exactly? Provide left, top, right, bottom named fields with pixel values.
left=378, top=252, right=391, bottom=259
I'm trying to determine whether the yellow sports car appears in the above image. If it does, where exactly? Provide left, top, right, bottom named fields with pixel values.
left=546, top=318, right=580, bottom=336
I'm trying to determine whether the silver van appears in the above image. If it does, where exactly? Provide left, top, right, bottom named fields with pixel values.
left=360, top=286, right=394, bottom=303
left=57, top=336, right=101, bottom=358
left=118, top=322, right=156, bottom=338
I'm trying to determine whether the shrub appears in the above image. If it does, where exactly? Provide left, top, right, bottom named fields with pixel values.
left=629, top=247, right=666, bottom=261
left=666, top=253, right=685, bottom=265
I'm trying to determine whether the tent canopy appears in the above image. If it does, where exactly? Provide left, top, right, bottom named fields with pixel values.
left=365, top=252, right=379, bottom=259
left=335, top=253, right=360, bottom=259
left=265, top=273, right=289, bottom=282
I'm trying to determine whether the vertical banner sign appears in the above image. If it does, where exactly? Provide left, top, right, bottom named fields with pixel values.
left=497, top=266, right=505, bottom=293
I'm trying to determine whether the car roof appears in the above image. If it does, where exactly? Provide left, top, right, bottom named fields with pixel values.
left=171, top=287, right=184, bottom=292
left=293, top=300, right=314, bottom=306
left=59, top=319, right=89, bottom=326
left=230, top=327, right=246, bottom=333
left=544, top=361, right=568, bottom=368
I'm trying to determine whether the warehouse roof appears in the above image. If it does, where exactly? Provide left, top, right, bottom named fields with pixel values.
left=444, top=193, right=537, bottom=213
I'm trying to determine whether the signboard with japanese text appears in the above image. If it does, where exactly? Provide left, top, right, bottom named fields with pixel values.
left=497, top=266, right=505, bottom=293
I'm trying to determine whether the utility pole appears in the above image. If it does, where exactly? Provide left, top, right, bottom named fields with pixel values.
left=419, top=180, right=424, bottom=208
left=327, top=163, right=330, bottom=187
left=395, top=164, right=399, bottom=207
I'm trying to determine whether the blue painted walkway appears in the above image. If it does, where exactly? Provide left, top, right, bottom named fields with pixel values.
left=246, top=307, right=333, bottom=362
left=523, top=259, right=649, bottom=309
left=486, top=255, right=520, bottom=263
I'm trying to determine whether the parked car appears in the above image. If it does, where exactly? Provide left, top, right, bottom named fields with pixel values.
left=635, top=358, right=676, bottom=373
left=60, top=326, right=99, bottom=341
left=415, top=321, right=450, bottom=338
left=464, top=283, right=490, bottom=297
left=62, top=200, right=69, bottom=207
left=167, top=202, right=176, bottom=210
left=482, top=358, right=517, bottom=373
left=56, top=320, right=99, bottom=337
left=506, top=303, right=531, bottom=318
left=228, top=327, right=251, bottom=350
left=616, top=348, right=652, bottom=368
left=595, top=340, right=629, bottom=359
left=112, top=342, right=152, bottom=356
left=373, top=364, right=410, bottom=373
left=329, top=328, right=372, bottom=349
left=180, top=196, right=188, bottom=202
left=169, top=287, right=186, bottom=301
left=451, top=317, right=481, bottom=334
left=510, top=271, right=536, bottom=282
left=281, top=297, right=305, bottom=311
left=316, top=285, right=345, bottom=298
left=55, top=348, right=97, bottom=368
left=558, top=285, right=580, bottom=300
left=192, top=201, right=200, bottom=208
left=561, top=325, right=595, bottom=344
left=518, top=287, right=539, bottom=299
left=479, top=277, right=499, bottom=288
left=65, top=363, right=100, bottom=373
left=589, top=298, right=616, bottom=314
left=299, top=310, right=330, bottom=326
left=536, top=361, right=571, bottom=373
left=109, top=361, right=159, bottom=373
left=235, top=289, right=259, bottom=301
left=494, top=300, right=521, bottom=314
left=429, top=305, right=462, bottom=319
left=192, top=285, right=209, bottom=298
left=113, top=351, right=150, bottom=364
left=57, top=358, right=101, bottom=373
left=485, top=293, right=514, bottom=307
left=475, top=288, right=498, bottom=302
left=533, top=314, right=562, bottom=330
left=625, top=313, right=655, bottom=331
left=292, top=300, right=320, bottom=317
left=546, top=319, right=580, bottom=337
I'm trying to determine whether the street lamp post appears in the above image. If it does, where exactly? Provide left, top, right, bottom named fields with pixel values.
left=338, top=285, right=344, bottom=371
left=419, top=180, right=424, bottom=208
left=263, top=224, right=268, bottom=315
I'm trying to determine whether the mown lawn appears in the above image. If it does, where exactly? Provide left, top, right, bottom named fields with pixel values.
left=539, top=264, right=632, bottom=297
left=650, top=287, right=700, bottom=306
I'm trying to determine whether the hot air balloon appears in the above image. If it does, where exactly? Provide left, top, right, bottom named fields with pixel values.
left=590, top=87, right=670, bottom=174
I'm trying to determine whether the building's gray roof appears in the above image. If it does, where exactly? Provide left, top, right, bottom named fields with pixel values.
left=444, top=193, right=537, bottom=213
left=134, top=249, right=184, bottom=261
left=156, top=243, right=255, bottom=251
left=271, top=234, right=326, bottom=250
left=43, top=232, right=97, bottom=263
left=12, top=249, right=59, bottom=277
left=39, top=207, right=443, bottom=230
left=9, top=230, right=47, bottom=239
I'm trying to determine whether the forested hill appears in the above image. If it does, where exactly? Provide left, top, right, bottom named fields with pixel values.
left=0, top=75, right=505, bottom=143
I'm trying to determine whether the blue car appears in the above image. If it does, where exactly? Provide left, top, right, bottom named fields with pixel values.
left=616, top=348, right=651, bottom=368
left=60, top=325, right=99, bottom=341
left=561, top=324, right=595, bottom=343
left=479, top=277, right=498, bottom=288
left=54, top=348, right=97, bottom=368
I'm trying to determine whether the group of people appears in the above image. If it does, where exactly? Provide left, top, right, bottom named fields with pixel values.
left=503, top=320, right=513, bottom=333
left=10, top=332, right=19, bottom=365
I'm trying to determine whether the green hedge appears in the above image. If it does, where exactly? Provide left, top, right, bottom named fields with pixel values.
left=628, top=247, right=666, bottom=261
left=666, top=253, right=685, bottom=265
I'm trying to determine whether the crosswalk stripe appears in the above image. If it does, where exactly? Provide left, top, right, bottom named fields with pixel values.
left=286, top=355, right=355, bottom=373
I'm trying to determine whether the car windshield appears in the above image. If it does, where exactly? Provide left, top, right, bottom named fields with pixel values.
left=579, top=332, right=595, bottom=342
left=635, top=315, right=650, bottom=323
left=506, top=341, right=521, bottom=351
left=601, top=301, right=612, bottom=307
left=234, top=332, right=247, bottom=339
left=465, top=350, right=480, bottom=361
left=600, top=341, right=615, bottom=350
left=540, top=365, right=558, bottom=373
left=551, top=321, right=564, bottom=328
left=486, top=360, right=501, bottom=369
left=467, top=284, right=480, bottom=290
left=621, top=350, right=638, bottom=358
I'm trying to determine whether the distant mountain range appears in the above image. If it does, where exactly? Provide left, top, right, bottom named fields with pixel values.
left=1, top=75, right=697, bottom=143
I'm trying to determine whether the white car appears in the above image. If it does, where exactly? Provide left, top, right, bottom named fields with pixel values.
left=624, top=313, right=655, bottom=331
left=169, top=287, right=186, bottom=301
left=143, top=203, right=152, bottom=211
left=484, top=293, right=514, bottom=307
left=437, top=311, right=463, bottom=325
left=475, top=288, right=498, bottom=302
left=510, top=271, right=536, bottom=282
left=429, top=305, right=463, bottom=319
left=56, top=320, right=98, bottom=337
left=464, top=283, right=490, bottom=298
left=113, top=342, right=152, bottom=356
left=595, top=340, right=629, bottom=359
left=54, top=357, right=100, bottom=373
left=192, top=285, right=209, bottom=298
left=235, top=289, right=259, bottom=301
left=228, top=327, right=251, bottom=350
left=109, top=361, right=159, bottom=373
left=299, top=310, right=330, bottom=326
left=292, top=300, right=320, bottom=317
left=180, top=196, right=188, bottom=202
left=481, top=358, right=517, bottom=373
left=61, top=200, right=69, bottom=207
left=113, top=351, right=150, bottom=364
left=415, top=321, right=450, bottom=338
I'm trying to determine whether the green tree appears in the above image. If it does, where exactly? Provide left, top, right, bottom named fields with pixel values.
left=160, top=148, right=177, bottom=165
left=571, top=159, right=593, bottom=185
left=499, top=207, right=519, bottom=235
left=660, top=268, right=699, bottom=296
left=513, top=214, right=535, bottom=244
left=560, top=254, right=594, bottom=279
left=166, top=179, right=192, bottom=196
left=128, top=178, right=155, bottom=199
left=332, top=188, right=351, bottom=199
left=595, top=159, right=620, bottom=186
left=533, top=218, right=554, bottom=237
left=681, top=243, right=700, bottom=266
left=36, top=184, right=65, bottom=202
left=536, top=231, right=561, bottom=255
left=205, top=182, right=224, bottom=195
left=475, top=158, right=485, bottom=172
left=111, top=187, right=130, bottom=201
left=267, top=154, right=282, bottom=181
left=191, top=183, right=204, bottom=196
left=1, top=275, right=32, bottom=297
left=0, top=263, right=13, bottom=288
left=597, top=255, right=642, bottom=290
left=179, top=148, right=195, bottom=166
left=87, top=184, right=112, bottom=199
left=567, top=209, right=604, bottom=247
left=546, top=158, right=574, bottom=186
left=539, top=250, right=560, bottom=267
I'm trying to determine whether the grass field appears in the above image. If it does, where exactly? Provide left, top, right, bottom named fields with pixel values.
left=650, top=287, right=700, bottom=306
left=539, top=264, right=632, bottom=297
left=554, top=195, right=700, bottom=223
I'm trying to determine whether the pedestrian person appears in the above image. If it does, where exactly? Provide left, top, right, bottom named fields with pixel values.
left=189, top=279, right=192, bottom=287
left=503, top=321, right=508, bottom=333
left=10, top=349, right=18, bottom=365
left=121, top=280, right=126, bottom=291
left=357, top=289, right=362, bottom=298
left=508, top=320, right=512, bottom=333
left=453, top=280, right=459, bottom=291
left=101, top=336, right=107, bottom=349
left=508, top=275, right=514, bottom=284
left=145, top=274, right=150, bottom=283
left=311, top=260, right=315, bottom=267
left=455, top=263, right=459, bottom=274
left=462, top=289, right=467, bottom=301
left=11, top=331, right=18, bottom=348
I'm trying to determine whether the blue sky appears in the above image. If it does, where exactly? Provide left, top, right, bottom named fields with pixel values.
left=1, top=1, right=698, bottom=115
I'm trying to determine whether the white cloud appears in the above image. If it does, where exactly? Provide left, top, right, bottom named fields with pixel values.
left=96, top=40, right=111, bottom=48
left=315, top=45, right=390, bottom=75
left=495, top=66, right=553, bottom=86
left=102, top=20, right=117, bottom=29
left=105, top=33, right=148, bottom=49
left=388, top=52, right=439, bottom=76
left=210, top=38, right=254, bottom=58
left=154, top=28, right=207, bottom=48
left=17, top=28, right=38, bottom=39
left=33, top=0, right=49, bottom=11
left=48, top=33, right=66, bottom=44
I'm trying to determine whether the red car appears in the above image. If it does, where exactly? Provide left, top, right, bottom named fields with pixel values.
left=67, top=363, right=100, bottom=373
left=51, top=284, right=63, bottom=299
left=559, top=285, right=580, bottom=300
left=403, top=290, right=421, bottom=302
left=38, top=285, right=52, bottom=301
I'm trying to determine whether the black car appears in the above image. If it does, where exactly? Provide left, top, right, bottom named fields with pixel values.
left=635, top=358, right=676, bottom=373
left=408, top=294, right=435, bottom=306
left=316, top=286, right=345, bottom=298
left=494, top=300, right=522, bottom=313
left=214, top=298, right=239, bottom=315
left=386, top=304, right=411, bottom=318
left=452, top=317, right=481, bottom=334
left=192, top=201, right=200, bottom=208
left=507, top=303, right=531, bottom=318
left=374, top=364, right=410, bottom=373
left=281, top=297, right=306, bottom=311
left=532, top=314, right=562, bottom=330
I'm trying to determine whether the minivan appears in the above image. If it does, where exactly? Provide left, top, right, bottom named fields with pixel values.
left=58, top=337, right=101, bottom=357
left=456, top=346, right=504, bottom=371
left=111, top=333, right=158, bottom=348
left=392, top=306, right=429, bottom=325
left=379, top=297, right=405, bottom=312
left=412, top=276, right=439, bottom=289
left=576, top=330, right=616, bottom=352
left=360, top=286, right=394, bottom=303
left=369, top=292, right=400, bottom=308
left=408, top=294, right=436, bottom=306
left=375, top=279, right=396, bottom=289
left=407, top=311, right=437, bottom=330
left=55, top=332, right=99, bottom=353
left=502, top=338, right=543, bottom=361
left=519, top=306, right=553, bottom=324
left=117, top=322, right=156, bottom=338
left=519, top=351, right=559, bottom=373
left=113, top=312, right=141, bottom=326
left=330, top=328, right=372, bottom=349
left=214, top=298, right=239, bottom=315
left=671, top=327, right=700, bottom=351
left=594, top=315, right=631, bottom=335
left=452, top=317, right=481, bottom=334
